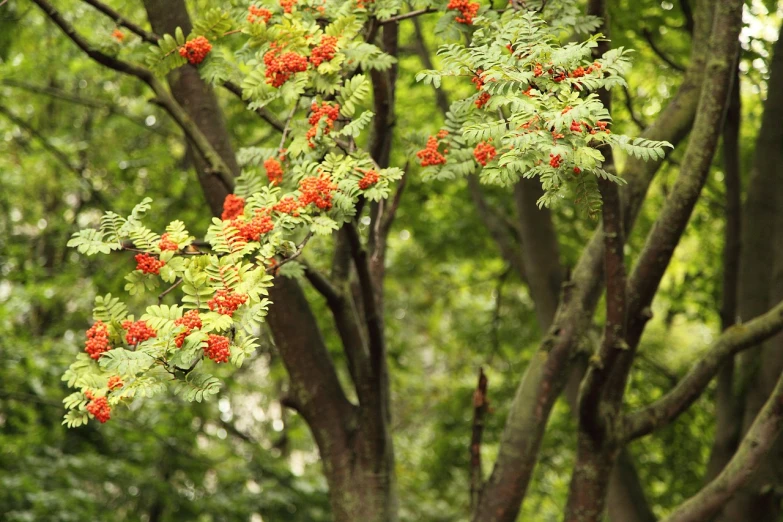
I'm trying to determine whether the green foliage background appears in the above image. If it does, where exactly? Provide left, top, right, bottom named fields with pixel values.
left=0, top=0, right=781, bottom=520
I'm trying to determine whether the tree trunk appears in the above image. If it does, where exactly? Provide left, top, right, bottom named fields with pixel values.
left=142, top=0, right=239, bottom=215
left=720, top=27, right=783, bottom=522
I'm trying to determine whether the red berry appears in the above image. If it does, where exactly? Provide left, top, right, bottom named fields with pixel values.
left=473, top=141, right=497, bottom=166
left=233, top=209, right=274, bottom=241
left=358, top=169, right=380, bottom=190
left=247, top=5, right=272, bottom=23
left=158, top=233, right=179, bottom=252
left=107, top=376, right=124, bottom=390
left=222, top=194, right=246, bottom=221
left=280, top=0, right=297, bottom=13
left=310, top=35, right=338, bottom=67
left=174, top=309, right=203, bottom=348
left=273, top=196, right=302, bottom=216
left=122, top=320, right=157, bottom=346
left=205, top=334, right=231, bottom=363
left=264, top=44, right=308, bottom=87
left=208, top=288, right=248, bottom=317
left=306, top=102, right=340, bottom=147
left=549, top=154, right=562, bottom=168
left=447, top=0, right=480, bottom=24
left=298, top=174, right=338, bottom=210
left=264, top=158, right=284, bottom=186
left=179, top=36, right=212, bottom=65
left=135, top=253, right=165, bottom=275
left=86, top=396, right=111, bottom=423
left=416, top=136, right=447, bottom=167
left=85, top=321, right=111, bottom=360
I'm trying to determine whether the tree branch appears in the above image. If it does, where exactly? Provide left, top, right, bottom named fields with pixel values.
left=621, top=84, right=647, bottom=130
left=345, top=222, right=384, bottom=379
left=80, top=0, right=159, bottom=43
left=222, top=80, right=285, bottom=132
left=1, top=78, right=173, bottom=137
left=661, top=369, right=783, bottom=522
left=641, top=28, right=686, bottom=72
left=470, top=368, right=489, bottom=510
left=577, top=177, right=627, bottom=443
left=624, top=1, right=742, bottom=354
left=622, top=299, right=783, bottom=441
left=31, top=0, right=235, bottom=191
left=379, top=8, right=436, bottom=24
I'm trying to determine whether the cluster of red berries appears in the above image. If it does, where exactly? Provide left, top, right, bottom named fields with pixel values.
left=236, top=210, right=275, bottom=241
left=299, top=174, right=338, bottom=210
left=473, top=141, right=497, bottom=166
left=570, top=120, right=583, bottom=132
left=472, top=70, right=491, bottom=108
left=310, top=35, right=338, bottom=67
left=273, top=196, right=302, bottom=216
left=247, top=5, right=273, bottom=23
left=122, top=320, right=157, bottom=346
left=222, top=194, right=246, bottom=220
left=531, top=61, right=602, bottom=83
left=417, top=136, right=448, bottom=166
left=592, top=121, right=610, bottom=134
left=280, top=0, right=297, bottom=13
left=264, top=44, right=308, bottom=87
left=307, top=102, right=340, bottom=147
left=549, top=154, right=562, bottom=168
left=174, top=309, right=203, bottom=348
left=179, top=36, right=212, bottom=65
left=135, top=253, right=165, bottom=275
left=205, top=334, right=231, bottom=363
left=448, top=0, right=480, bottom=24
left=265, top=158, right=284, bottom=186
left=208, top=288, right=248, bottom=316
left=107, top=376, right=124, bottom=390
left=111, top=29, right=125, bottom=42
left=85, top=320, right=111, bottom=360
left=158, top=233, right=179, bottom=252
left=358, top=169, right=380, bottom=189
left=85, top=393, right=111, bottom=423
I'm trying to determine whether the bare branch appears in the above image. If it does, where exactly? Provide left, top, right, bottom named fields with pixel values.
left=622, top=299, right=783, bottom=441
left=661, top=369, right=783, bottom=522
left=621, top=84, right=647, bottom=130
left=379, top=8, right=436, bottom=24
left=641, top=28, right=686, bottom=72
left=80, top=0, right=159, bottom=43
left=222, top=80, right=285, bottom=132
left=470, top=368, right=489, bottom=510
left=577, top=176, right=627, bottom=443
left=1, top=78, right=173, bottom=137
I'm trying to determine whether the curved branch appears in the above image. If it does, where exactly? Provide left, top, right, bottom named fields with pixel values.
left=641, top=28, right=686, bottom=72
left=622, top=299, right=783, bottom=441
left=30, top=0, right=235, bottom=191
left=80, top=0, right=159, bottom=43
left=661, top=369, right=783, bottom=522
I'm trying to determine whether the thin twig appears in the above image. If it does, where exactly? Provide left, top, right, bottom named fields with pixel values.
left=379, top=7, right=436, bottom=24
left=470, top=368, right=489, bottom=510
left=622, top=84, right=647, bottom=129
left=158, top=278, right=183, bottom=304
left=269, top=232, right=314, bottom=273
left=641, top=28, right=686, bottom=72
left=79, top=0, right=159, bottom=44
